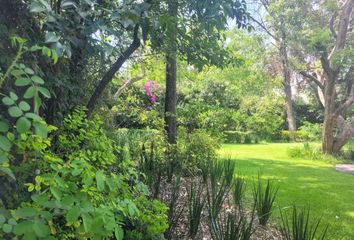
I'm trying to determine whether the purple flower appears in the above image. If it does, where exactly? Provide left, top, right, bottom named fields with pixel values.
left=144, top=81, right=159, bottom=104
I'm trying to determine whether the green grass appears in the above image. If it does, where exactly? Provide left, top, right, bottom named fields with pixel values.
left=219, top=143, right=354, bottom=240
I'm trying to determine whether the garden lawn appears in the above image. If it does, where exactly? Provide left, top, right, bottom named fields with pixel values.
left=219, top=143, right=354, bottom=240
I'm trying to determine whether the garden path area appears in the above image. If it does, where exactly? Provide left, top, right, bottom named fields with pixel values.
left=219, top=143, right=354, bottom=240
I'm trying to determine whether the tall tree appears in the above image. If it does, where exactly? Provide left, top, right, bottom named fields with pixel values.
left=276, top=0, right=354, bottom=154
left=147, top=0, right=249, bottom=143
left=164, top=0, right=178, bottom=144
left=250, top=1, right=297, bottom=138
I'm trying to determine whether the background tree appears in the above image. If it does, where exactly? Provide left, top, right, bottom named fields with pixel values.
left=272, top=0, right=354, bottom=154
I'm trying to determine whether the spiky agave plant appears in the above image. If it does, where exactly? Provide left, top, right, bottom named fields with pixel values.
left=233, top=177, right=246, bottom=206
left=253, top=176, right=278, bottom=226
left=187, top=181, right=206, bottom=238
left=280, top=205, right=328, bottom=240
left=210, top=207, right=255, bottom=240
left=207, top=159, right=236, bottom=219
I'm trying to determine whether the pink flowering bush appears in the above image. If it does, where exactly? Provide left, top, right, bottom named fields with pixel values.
left=144, top=81, right=160, bottom=104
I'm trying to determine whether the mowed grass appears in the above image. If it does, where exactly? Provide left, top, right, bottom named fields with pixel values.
left=219, top=143, right=354, bottom=240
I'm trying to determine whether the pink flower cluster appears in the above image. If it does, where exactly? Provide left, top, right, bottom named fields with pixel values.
left=144, top=81, right=159, bottom=103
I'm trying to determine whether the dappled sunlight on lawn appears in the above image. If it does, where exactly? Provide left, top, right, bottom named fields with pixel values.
left=219, top=143, right=354, bottom=240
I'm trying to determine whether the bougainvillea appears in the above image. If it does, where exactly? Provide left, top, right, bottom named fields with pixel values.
left=144, top=81, right=159, bottom=104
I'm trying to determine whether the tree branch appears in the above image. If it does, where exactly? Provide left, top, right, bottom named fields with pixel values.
left=249, top=15, right=278, bottom=41
left=299, top=70, right=324, bottom=90
left=329, top=12, right=338, bottom=39
left=86, top=24, right=141, bottom=116
left=329, top=0, right=354, bottom=60
left=113, top=75, right=145, bottom=99
left=335, top=80, right=354, bottom=116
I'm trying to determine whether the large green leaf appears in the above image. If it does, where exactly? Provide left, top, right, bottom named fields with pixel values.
left=0, top=135, right=12, bottom=151
left=38, top=87, right=51, bottom=98
left=96, top=171, right=105, bottom=192
left=45, top=32, right=60, bottom=44
left=19, top=101, right=31, bottom=112
left=8, top=106, right=23, bottom=118
left=29, top=2, right=46, bottom=13
left=2, top=97, right=15, bottom=106
left=66, top=205, right=81, bottom=222
left=9, top=92, right=18, bottom=101
left=15, top=77, right=31, bottom=86
left=31, top=76, right=44, bottom=84
left=2, top=223, right=12, bottom=233
left=23, top=86, right=36, bottom=99
left=34, top=122, right=48, bottom=138
left=16, top=207, right=37, bottom=218
left=0, top=121, right=9, bottom=132
left=33, top=220, right=50, bottom=237
left=16, top=117, right=31, bottom=133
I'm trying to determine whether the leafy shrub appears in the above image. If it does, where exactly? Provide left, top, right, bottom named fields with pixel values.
left=287, top=143, right=337, bottom=162
left=298, top=122, right=322, bottom=141
left=224, top=131, right=260, bottom=144
left=280, top=205, right=328, bottom=240
left=126, top=196, right=169, bottom=240
left=180, top=128, right=219, bottom=173
left=253, top=177, right=278, bottom=226
left=0, top=106, right=168, bottom=239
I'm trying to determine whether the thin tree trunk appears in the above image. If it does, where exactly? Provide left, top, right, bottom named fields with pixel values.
left=280, top=42, right=296, bottom=139
left=164, top=0, right=178, bottom=144
left=86, top=25, right=140, bottom=116
left=165, top=55, right=177, bottom=144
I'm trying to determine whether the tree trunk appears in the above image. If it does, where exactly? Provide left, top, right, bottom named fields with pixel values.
left=280, top=42, right=296, bottom=139
left=165, top=55, right=177, bottom=144
left=164, top=0, right=178, bottom=144
left=86, top=25, right=140, bottom=116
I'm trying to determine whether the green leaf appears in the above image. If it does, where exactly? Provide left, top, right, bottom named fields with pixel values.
left=8, top=218, right=17, bottom=225
left=31, top=76, right=44, bottom=84
left=50, top=186, right=62, bottom=200
left=8, top=106, right=23, bottom=118
left=0, top=215, right=5, bottom=224
left=0, top=121, right=9, bottom=132
left=15, top=77, right=31, bottom=86
left=24, top=68, right=34, bottom=75
left=19, top=101, right=31, bottom=111
left=38, top=87, right=51, bottom=98
left=114, top=226, right=124, bottom=240
left=16, top=207, right=37, bottom=218
left=45, top=32, right=60, bottom=44
left=11, top=69, right=25, bottom=77
left=66, top=205, right=80, bottom=222
left=2, top=97, right=15, bottom=106
left=25, top=113, right=42, bottom=121
left=0, top=154, right=8, bottom=163
left=13, top=220, right=33, bottom=235
left=34, top=95, right=42, bottom=112
left=33, top=220, right=50, bottom=237
left=29, top=2, right=46, bottom=13
left=82, top=213, right=92, bottom=232
left=0, top=135, right=12, bottom=151
left=2, top=223, right=12, bottom=233
left=34, top=122, right=48, bottom=138
left=16, top=117, right=31, bottom=133
left=9, top=92, right=18, bottom=101
left=24, top=86, right=36, bottom=99
left=30, top=45, right=42, bottom=52
left=96, top=171, right=105, bottom=192
left=0, top=166, right=16, bottom=180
